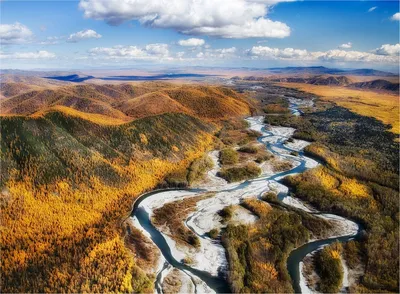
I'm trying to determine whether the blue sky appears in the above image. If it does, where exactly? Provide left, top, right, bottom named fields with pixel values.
left=1, top=0, right=399, bottom=71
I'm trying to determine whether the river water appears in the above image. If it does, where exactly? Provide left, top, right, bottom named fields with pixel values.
left=130, top=100, right=360, bottom=293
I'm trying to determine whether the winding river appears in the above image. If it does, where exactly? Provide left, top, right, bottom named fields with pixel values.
left=130, top=100, right=360, bottom=293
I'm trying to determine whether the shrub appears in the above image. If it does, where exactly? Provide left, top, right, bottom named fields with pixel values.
left=219, top=206, right=234, bottom=222
left=182, top=256, right=194, bottom=265
left=343, top=240, right=361, bottom=269
left=187, top=155, right=214, bottom=184
left=217, top=163, right=261, bottom=183
left=188, top=235, right=201, bottom=248
left=241, top=199, right=271, bottom=217
left=261, top=191, right=278, bottom=202
left=219, top=148, right=239, bottom=165
left=208, top=228, right=220, bottom=239
left=316, top=242, right=344, bottom=293
left=238, top=145, right=258, bottom=154
left=264, top=104, right=290, bottom=114
left=255, top=152, right=273, bottom=163
left=271, top=160, right=293, bottom=172
left=164, top=170, right=188, bottom=187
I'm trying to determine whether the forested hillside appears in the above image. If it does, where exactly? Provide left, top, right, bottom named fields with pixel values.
left=0, top=88, right=230, bottom=292
left=265, top=101, right=399, bottom=292
left=0, top=82, right=251, bottom=121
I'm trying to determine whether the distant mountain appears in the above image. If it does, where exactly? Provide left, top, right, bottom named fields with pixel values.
left=0, top=75, right=70, bottom=99
left=46, top=74, right=95, bottom=82
left=348, top=79, right=399, bottom=92
left=102, top=73, right=211, bottom=81
left=344, top=69, right=397, bottom=77
left=267, top=66, right=396, bottom=77
left=271, top=75, right=353, bottom=86
left=268, top=66, right=343, bottom=75
left=269, top=74, right=399, bottom=92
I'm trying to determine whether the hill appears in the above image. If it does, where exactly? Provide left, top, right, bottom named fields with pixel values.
left=279, top=82, right=400, bottom=133
left=269, top=75, right=398, bottom=93
left=1, top=110, right=215, bottom=186
left=45, top=74, right=95, bottom=82
left=272, top=75, right=353, bottom=86
left=0, top=110, right=216, bottom=292
left=0, top=82, right=35, bottom=99
left=0, top=82, right=251, bottom=292
left=267, top=66, right=396, bottom=77
left=0, top=83, right=251, bottom=121
left=0, top=76, right=69, bottom=99
left=348, top=79, right=399, bottom=92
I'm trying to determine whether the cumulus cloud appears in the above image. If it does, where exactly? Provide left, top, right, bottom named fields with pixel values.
left=368, top=6, right=377, bottom=13
left=144, top=43, right=169, bottom=55
left=339, top=42, right=352, bottom=49
left=79, top=0, right=291, bottom=38
left=372, top=43, right=400, bottom=56
left=391, top=12, right=400, bottom=21
left=0, top=22, right=33, bottom=44
left=178, top=38, right=205, bottom=47
left=67, top=29, right=102, bottom=43
left=315, top=50, right=397, bottom=63
left=0, top=50, right=56, bottom=59
left=250, top=46, right=308, bottom=59
left=248, top=45, right=399, bottom=64
left=196, top=47, right=237, bottom=59
left=88, top=44, right=170, bottom=60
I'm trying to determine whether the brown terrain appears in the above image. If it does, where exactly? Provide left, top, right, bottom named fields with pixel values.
left=0, top=81, right=252, bottom=122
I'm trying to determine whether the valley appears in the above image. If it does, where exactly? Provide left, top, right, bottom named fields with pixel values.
left=2, top=0, right=399, bottom=292
left=1, top=73, right=398, bottom=293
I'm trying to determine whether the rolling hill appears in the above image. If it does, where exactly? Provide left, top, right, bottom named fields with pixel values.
left=1, top=110, right=215, bottom=186
left=0, top=107, right=217, bottom=293
left=271, top=75, right=353, bottom=86
left=270, top=75, right=399, bottom=93
left=348, top=79, right=400, bottom=92
left=267, top=66, right=396, bottom=76
left=0, top=83, right=251, bottom=121
left=0, top=82, right=254, bottom=292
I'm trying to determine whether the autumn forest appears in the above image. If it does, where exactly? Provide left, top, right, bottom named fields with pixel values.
left=0, top=74, right=399, bottom=294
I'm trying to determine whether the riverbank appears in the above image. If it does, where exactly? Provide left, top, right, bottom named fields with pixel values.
left=129, top=99, right=362, bottom=293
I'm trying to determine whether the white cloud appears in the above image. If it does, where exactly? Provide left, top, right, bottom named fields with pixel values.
left=250, top=46, right=308, bottom=59
left=39, top=36, right=64, bottom=45
left=144, top=43, right=169, bottom=55
left=314, top=50, right=397, bottom=63
left=339, top=42, right=352, bottom=49
left=248, top=45, right=399, bottom=64
left=79, top=0, right=291, bottom=38
left=176, top=51, right=185, bottom=58
left=0, top=22, right=33, bottom=44
left=196, top=47, right=237, bottom=59
left=178, top=38, right=205, bottom=47
left=88, top=44, right=170, bottom=60
left=184, top=17, right=290, bottom=38
left=391, top=12, right=400, bottom=21
left=368, top=6, right=377, bottom=13
left=0, top=50, right=56, bottom=59
left=67, top=29, right=102, bottom=43
left=372, top=43, right=400, bottom=56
